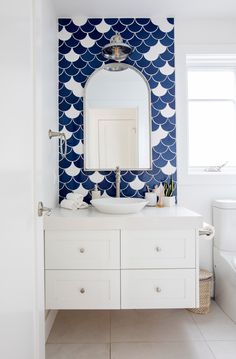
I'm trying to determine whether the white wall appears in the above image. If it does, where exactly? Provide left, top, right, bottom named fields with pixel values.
left=176, top=18, right=236, bottom=45
left=175, top=18, right=236, bottom=271
left=0, top=1, right=36, bottom=358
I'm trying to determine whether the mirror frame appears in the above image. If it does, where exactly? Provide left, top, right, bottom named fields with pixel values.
left=84, top=63, right=152, bottom=171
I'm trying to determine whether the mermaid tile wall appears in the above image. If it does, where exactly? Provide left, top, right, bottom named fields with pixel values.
left=58, top=18, right=176, bottom=202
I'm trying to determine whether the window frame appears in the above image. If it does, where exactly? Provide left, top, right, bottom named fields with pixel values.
left=187, top=63, right=236, bottom=170
left=175, top=44, right=236, bottom=186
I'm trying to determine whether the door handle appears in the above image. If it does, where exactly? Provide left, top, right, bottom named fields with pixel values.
left=38, top=201, right=52, bottom=217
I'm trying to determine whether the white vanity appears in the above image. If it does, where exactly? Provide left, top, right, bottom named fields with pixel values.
left=44, top=206, right=202, bottom=310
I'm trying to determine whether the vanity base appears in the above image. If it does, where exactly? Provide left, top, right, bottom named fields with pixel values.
left=44, top=207, right=202, bottom=310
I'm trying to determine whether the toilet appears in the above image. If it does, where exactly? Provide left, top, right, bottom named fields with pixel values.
left=213, top=200, right=236, bottom=322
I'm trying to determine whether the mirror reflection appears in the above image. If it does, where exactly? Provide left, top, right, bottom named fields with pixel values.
left=84, top=65, right=151, bottom=170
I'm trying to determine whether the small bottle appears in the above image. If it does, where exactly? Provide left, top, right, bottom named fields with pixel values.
left=157, top=183, right=164, bottom=207
left=91, top=184, right=101, bottom=200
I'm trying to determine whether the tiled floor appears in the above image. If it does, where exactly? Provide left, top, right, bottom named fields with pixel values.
left=46, top=301, right=236, bottom=359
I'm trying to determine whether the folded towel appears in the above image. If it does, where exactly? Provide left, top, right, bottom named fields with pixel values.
left=66, top=192, right=83, bottom=204
left=60, top=199, right=77, bottom=210
left=77, top=201, right=89, bottom=209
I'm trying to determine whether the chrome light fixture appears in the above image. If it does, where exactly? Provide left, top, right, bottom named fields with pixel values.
left=102, top=32, right=132, bottom=62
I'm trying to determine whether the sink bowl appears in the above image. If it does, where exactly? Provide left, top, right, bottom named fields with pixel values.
left=91, top=197, right=148, bottom=214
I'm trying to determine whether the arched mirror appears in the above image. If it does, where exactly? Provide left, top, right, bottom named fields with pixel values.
left=84, top=64, right=151, bottom=170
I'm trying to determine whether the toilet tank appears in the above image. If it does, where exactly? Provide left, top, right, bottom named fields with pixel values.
left=213, top=200, right=236, bottom=252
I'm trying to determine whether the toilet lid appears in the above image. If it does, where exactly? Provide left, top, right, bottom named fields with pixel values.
left=213, top=199, right=236, bottom=209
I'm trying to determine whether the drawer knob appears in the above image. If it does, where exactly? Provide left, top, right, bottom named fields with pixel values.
left=155, top=246, right=161, bottom=252
left=79, top=248, right=85, bottom=253
left=156, top=287, right=161, bottom=293
left=80, top=288, right=85, bottom=294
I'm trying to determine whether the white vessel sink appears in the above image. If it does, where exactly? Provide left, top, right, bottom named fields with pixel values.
left=91, top=197, right=148, bottom=214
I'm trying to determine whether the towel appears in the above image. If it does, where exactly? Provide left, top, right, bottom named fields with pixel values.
left=77, top=201, right=89, bottom=209
left=66, top=192, right=83, bottom=205
left=60, top=199, right=77, bottom=210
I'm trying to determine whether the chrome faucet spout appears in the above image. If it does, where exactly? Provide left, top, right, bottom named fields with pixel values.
left=115, top=166, right=121, bottom=198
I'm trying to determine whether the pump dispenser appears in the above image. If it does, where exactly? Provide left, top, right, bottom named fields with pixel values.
left=91, top=184, right=101, bottom=200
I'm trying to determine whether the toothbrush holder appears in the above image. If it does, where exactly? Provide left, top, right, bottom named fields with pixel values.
left=145, top=192, right=157, bottom=207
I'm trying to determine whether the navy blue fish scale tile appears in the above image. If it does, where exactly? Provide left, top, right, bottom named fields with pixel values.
left=58, top=17, right=176, bottom=202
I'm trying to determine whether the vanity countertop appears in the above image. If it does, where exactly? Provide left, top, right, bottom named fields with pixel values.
left=44, top=206, right=203, bottom=231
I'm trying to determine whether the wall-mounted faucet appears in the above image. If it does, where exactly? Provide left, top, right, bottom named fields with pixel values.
left=48, top=129, right=67, bottom=158
left=115, top=166, right=121, bottom=198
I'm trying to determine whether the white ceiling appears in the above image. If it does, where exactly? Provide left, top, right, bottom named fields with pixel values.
left=52, top=0, right=236, bottom=18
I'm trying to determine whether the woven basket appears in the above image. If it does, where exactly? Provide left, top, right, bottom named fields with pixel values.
left=188, top=269, right=213, bottom=314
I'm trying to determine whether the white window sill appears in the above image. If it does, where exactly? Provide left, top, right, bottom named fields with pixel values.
left=178, top=168, right=236, bottom=186
left=189, top=168, right=236, bottom=175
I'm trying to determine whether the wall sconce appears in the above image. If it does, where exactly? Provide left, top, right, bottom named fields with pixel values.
left=102, top=33, right=132, bottom=62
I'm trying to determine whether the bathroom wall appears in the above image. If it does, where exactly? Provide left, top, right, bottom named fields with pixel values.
left=175, top=18, right=236, bottom=272
left=58, top=18, right=176, bottom=201
left=175, top=18, right=236, bottom=224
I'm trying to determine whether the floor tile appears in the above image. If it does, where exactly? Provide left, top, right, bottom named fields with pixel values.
left=47, top=310, right=110, bottom=344
left=111, top=342, right=215, bottom=359
left=46, top=344, right=110, bottom=359
left=190, top=301, right=236, bottom=340
left=207, top=341, right=236, bottom=359
left=111, top=309, right=204, bottom=342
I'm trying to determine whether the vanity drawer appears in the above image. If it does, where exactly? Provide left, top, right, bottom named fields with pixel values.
left=121, top=269, right=196, bottom=309
left=45, top=270, right=120, bottom=309
left=45, top=230, right=120, bottom=269
left=121, top=230, right=196, bottom=269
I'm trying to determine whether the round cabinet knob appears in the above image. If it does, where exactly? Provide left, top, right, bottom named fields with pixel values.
left=80, top=288, right=85, bottom=294
left=156, top=287, right=161, bottom=293
left=79, top=248, right=85, bottom=253
left=155, top=246, right=161, bottom=252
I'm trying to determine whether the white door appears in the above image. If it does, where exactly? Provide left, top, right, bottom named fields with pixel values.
left=0, top=1, right=57, bottom=358
left=99, top=118, right=137, bottom=168
left=87, top=107, right=138, bottom=169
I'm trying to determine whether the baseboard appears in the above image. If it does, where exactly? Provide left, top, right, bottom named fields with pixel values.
left=45, top=310, right=58, bottom=342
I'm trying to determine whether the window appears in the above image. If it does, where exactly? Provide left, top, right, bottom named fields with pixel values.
left=187, top=55, right=236, bottom=171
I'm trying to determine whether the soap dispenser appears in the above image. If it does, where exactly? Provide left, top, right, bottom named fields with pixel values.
left=91, top=184, right=101, bottom=200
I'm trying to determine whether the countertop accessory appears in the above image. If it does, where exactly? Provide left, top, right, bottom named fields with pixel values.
left=145, top=192, right=157, bottom=207
left=60, top=199, right=77, bottom=210
left=66, top=192, right=83, bottom=204
left=155, top=184, right=164, bottom=207
left=163, top=177, right=176, bottom=207
left=91, top=184, right=101, bottom=200
left=62, top=193, right=89, bottom=210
